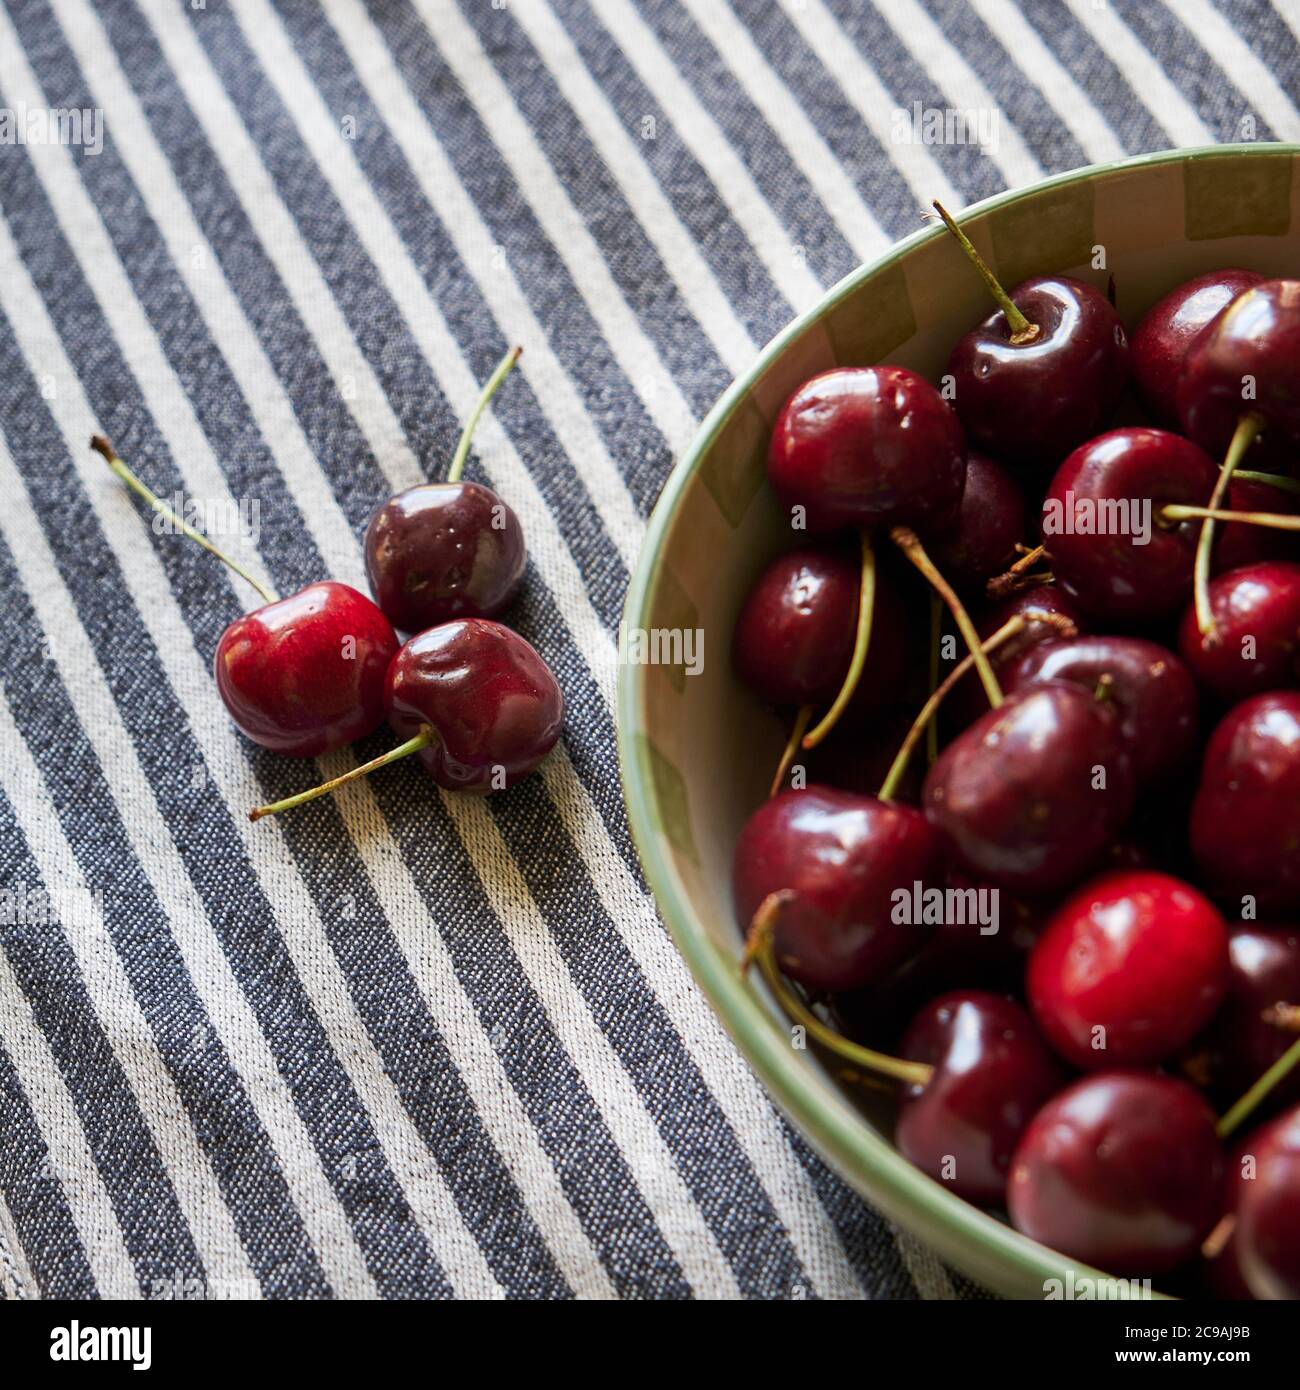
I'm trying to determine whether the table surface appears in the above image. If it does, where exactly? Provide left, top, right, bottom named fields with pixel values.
left=0, top=0, right=1296, bottom=1301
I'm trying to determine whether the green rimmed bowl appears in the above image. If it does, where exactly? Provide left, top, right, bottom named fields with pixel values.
left=617, top=144, right=1300, bottom=1300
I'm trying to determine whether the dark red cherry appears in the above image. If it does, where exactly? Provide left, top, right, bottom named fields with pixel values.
left=215, top=581, right=399, bottom=757
left=1217, top=474, right=1300, bottom=572
left=732, top=787, right=940, bottom=993
left=1001, top=635, right=1198, bottom=787
left=1043, top=427, right=1219, bottom=621
left=364, top=481, right=525, bottom=634
left=896, top=990, right=1062, bottom=1204
left=1179, top=562, right=1300, bottom=704
left=1192, top=692, right=1300, bottom=911
left=767, top=366, right=965, bottom=534
left=926, top=452, right=1024, bottom=591
left=1233, top=1104, right=1300, bottom=1300
left=1008, top=1071, right=1224, bottom=1276
left=947, top=276, right=1129, bottom=468
left=1178, top=279, right=1300, bottom=464
left=1027, top=870, right=1229, bottom=1070
left=923, top=682, right=1135, bottom=895
left=1132, top=268, right=1264, bottom=427
left=384, top=619, right=564, bottom=792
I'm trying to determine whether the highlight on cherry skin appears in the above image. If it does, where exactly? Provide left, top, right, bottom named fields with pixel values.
left=728, top=249, right=1300, bottom=1298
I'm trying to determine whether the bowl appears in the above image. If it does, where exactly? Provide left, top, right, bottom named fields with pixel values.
left=617, top=143, right=1300, bottom=1299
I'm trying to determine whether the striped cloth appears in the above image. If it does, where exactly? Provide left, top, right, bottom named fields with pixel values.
left=0, top=0, right=1295, bottom=1303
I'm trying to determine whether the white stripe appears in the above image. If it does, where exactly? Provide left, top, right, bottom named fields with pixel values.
left=966, top=0, right=1127, bottom=162
left=0, top=558, right=260, bottom=1297
left=0, top=1184, right=38, bottom=1298
left=893, top=1226, right=958, bottom=1300
left=676, top=0, right=890, bottom=262
left=776, top=0, right=962, bottom=209
left=0, top=902, right=137, bottom=1298
left=1163, top=0, right=1300, bottom=140
left=1063, top=0, right=1214, bottom=146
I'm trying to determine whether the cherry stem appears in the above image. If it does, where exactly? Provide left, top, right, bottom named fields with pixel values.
left=769, top=704, right=812, bottom=799
left=986, top=543, right=1049, bottom=599
left=92, top=435, right=276, bottom=606
left=446, top=345, right=523, bottom=484
left=1162, top=503, right=1300, bottom=531
left=1217, top=1029, right=1300, bottom=1140
left=1262, top=1002, right=1300, bottom=1032
left=879, top=614, right=1028, bottom=801
left=742, top=893, right=933, bottom=1088
left=1193, top=412, right=1264, bottom=640
left=248, top=728, right=434, bottom=822
left=891, top=525, right=1003, bottom=709
left=1233, top=468, right=1300, bottom=497
left=802, top=530, right=876, bottom=749
left=1202, top=1214, right=1236, bottom=1262
left=926, top=591, right=942, bottom=765
left=931, top=200, right=1038, bottom=345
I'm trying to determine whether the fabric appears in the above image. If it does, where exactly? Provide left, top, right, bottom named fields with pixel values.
left=0, top=0, right=1295, bottom=1301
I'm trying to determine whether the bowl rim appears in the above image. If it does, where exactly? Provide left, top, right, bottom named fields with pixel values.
left=617, top=142, right=1300, bottom=1297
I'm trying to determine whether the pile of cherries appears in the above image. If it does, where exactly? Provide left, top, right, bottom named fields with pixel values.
left=97, top=346, right=564, bottom=818
left=732, top=210, right=1300, bottom=1298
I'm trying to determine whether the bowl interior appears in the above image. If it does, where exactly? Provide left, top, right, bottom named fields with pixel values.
left=619, top=145, right=1300, bottom=1299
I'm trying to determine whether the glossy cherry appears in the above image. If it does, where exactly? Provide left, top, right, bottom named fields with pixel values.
left=767, top=366, right=965, bottom=534
left=1043, top=427, right=1220, bottom=622
left=1007, top=1071, right=1224, bottom=1276
left=1027, top=870, right=1229, bottom=1071
left=927, top=452, right=1025, bottom=592
left=1178, top=562, right=1300, bottom=704
left=1232, top=1104, right=1300, bottom=1300
left=1131, top=268, right=1264, bottom=427
left=923, top=682, right=1135, bottom=895
left=896, top=990, right=1062, bottom=1204
left=1191, top=692, right=1300, bottom=911
left=365, top=347, right=525, bottom=633
left=1001, top=635, right=1198, bottom=787
left=215, top=582, right=399, bottom=757
left=732, top=787, right=940, bottom=993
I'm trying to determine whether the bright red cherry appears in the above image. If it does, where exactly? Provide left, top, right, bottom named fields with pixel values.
left=1001, top=635, right=1198, bottom=788
left=767, top=366, right=965, bottom=534
left=1191, top=692, right=1300, bottom=911
left=1132, top=268, right=1264, bottom=427
left=1008, top=1072, right=1224, bottom=1276
left=926, top=452, right=1024, bottom=592
left=896, top=990, right=1062, bottom=1204
left=215, top=581, right=399, bottom=757
left=1233, top=1104, right=1300, bottom=1300
left=1043, top=428, right=1219, bottom=622
left=732, top=787, right=940, bottom=993
left=1027, top=870, right=1229, bottom=1071
left=1178, top=562, right=1300, bottom=704
left=923, top=682, right=1135, bottom=895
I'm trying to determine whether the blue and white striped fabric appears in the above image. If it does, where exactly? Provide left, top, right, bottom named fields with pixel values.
left=0, top=0, right=1296, bottom=1302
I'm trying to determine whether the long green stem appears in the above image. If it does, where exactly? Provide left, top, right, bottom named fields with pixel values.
left=742, top=893, right=933, bottom=1088
left=447, top=346, right=523, bottom=483
left=1232, top=468, right=1300, bottom=497
left=931, top=201, right=1038, bottom=345
left=770, top=704, right=812, bottom=798
left=248, top=729, right=434, bottom=822
left=926, top=590, right=942, bottom=765
left=1218, top=1031, right=1300, bottom=1140
left=92, top=435, right=276, bottom=606
left=1162, top=503, right=1300, bottom=531
left=1193, top=412, right=1263, bottom=640
left=802, top=531, right=875, bottom=749
left=891, top=525, right=1003, bottom=709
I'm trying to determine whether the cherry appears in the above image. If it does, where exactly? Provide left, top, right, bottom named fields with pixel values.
left=1231, top=1103, right=1300, bottom=1299
left=1001, top=635, right=1198, bottom=788
left=923, top=682, right=1135, bottom=895
left=896, top=990, right=1062, bottom=1204
left=1027, top=870, right=1229, bottom=1071
left=1191, top=692, right=1300, bottom=911
left=767, top=366, right=964, bottom=535
left=732, top=787, right=940, bottom=993
left=1131, top=268, right=1264, bottom=427
left=1217, top=473, right=1300, bottom=572
left=1043, top=427, right=1219, bottom=622
left=1178, top=562, right=1300, bottom=704
left=932, top=203, right=1128, bottom=468
left=365, top=347, right=525, bottom=634
left=214, top=582, right=398, bottom=757
left=95, top=435, right=398, bottom=758
left=1007, top=1071, right=1224, bottom=1276
left=927, top=452, right=1025, bottom=593
left=248, top=618, right=564, bottom=817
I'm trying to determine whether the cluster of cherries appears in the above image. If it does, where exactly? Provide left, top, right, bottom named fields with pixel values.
left=97, top=347, right=564, bottom=817
left=732, top=206, right=1300, bottom=1297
